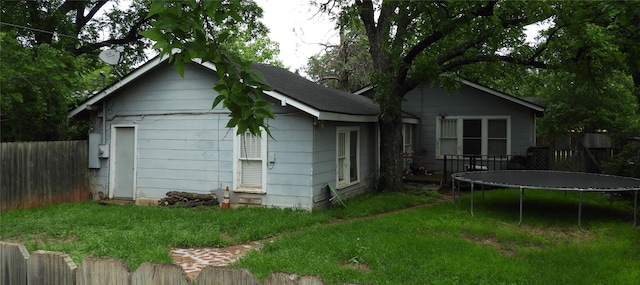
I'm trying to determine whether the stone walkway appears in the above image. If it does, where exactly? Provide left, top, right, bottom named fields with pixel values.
left=170, top=241, right=264, bottom=279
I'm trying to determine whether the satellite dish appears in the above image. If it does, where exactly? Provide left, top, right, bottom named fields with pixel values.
left=99, top=49, right=122, bottom=65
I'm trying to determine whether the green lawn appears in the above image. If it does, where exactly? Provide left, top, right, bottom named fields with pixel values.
left=1, top=186, right=638, bottom=285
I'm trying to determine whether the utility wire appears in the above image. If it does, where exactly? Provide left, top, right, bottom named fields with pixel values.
left=0, top=21, right=88, bottom=41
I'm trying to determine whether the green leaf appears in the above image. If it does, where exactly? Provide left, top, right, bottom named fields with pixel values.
left=212, top=94, right=225, bottom=109
left=139, top=28, right=164, bottom=42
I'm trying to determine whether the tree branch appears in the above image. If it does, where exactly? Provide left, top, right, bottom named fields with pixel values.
left=73, top=14, right=152, bottom=55
left=403, top=1, right=498, bottom=70
left=441, top=54, right=547, bottom=72
left=75, top=1, right=109, bottom=35
left=435, top=37, right=487, bottom=66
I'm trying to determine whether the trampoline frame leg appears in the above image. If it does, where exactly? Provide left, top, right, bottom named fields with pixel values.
left=518, top=187, right=523, bottom=226
left=578, top=192, right=583, bottom=229
left=634, top=190, right=638, bottom=227
left=470, top=182, right=474, bottom=216
left=451, top=179, right=455, bottom=205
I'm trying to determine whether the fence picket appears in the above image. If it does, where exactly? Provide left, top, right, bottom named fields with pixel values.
left=1, top=141, right=91, bottom=212
left=262, top=272, right=325, bottom=285
left=197, top=267, right=260, bottom=285
left=0, top=241, right=29, bottom=285
left=76, top=258, right=131, bottom=285
left=27, top=250, right=77, bottom=285
left=131, top=262, right=191, bottom=285
left=0, top=242, right=349, bottom=285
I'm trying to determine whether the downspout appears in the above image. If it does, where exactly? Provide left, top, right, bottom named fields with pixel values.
left=100, top=72, right=107, bottom=145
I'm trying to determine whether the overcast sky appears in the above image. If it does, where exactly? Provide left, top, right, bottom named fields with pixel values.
left=254, top=0, right=338, bottom=73
left=254, top=1, right=546, bottom=74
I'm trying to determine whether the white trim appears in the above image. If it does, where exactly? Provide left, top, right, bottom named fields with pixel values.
left=317, top=112, right=378, bottom=122
left=435, top=116, right=511, bottom=159
left=264, top=90, right=321, bottom=118
left=108, top=124, right=137, bottom=199
left=352, top=85, right=375, bottom=95
left=336, top=126, right=361, bottom=189
left=70, top=56, right=216, bottom=119
left=233, top=128, right=268, bottom=194
left=403, top=123, right=414, bottom=153
left=68, top=55, right=170, bottom=118
left=265, top=90, right=379, bottom=122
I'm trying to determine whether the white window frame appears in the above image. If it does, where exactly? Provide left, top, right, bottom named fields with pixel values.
left=336, top=126, right=360, bottom=189
left=402, top=123, right=414, bottom=154
left=435, top=116, right=511, bottom=159
left=233, top=128, right=267, bottom=193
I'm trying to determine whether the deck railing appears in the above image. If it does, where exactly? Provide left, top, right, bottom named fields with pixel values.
left=442, top=154, right=529, bottom=185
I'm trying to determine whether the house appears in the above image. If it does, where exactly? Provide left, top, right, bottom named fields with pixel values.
left=69, top=56, right=418, bottom=210
left=356, top=81, right=545, bottom=174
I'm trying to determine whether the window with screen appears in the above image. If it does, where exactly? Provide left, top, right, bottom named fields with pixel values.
left=436, top=116, right=509, bottom=158
left=337, top=127, right=359, bottom=188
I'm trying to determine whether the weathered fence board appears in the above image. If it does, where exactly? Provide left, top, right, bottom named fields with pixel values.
left=1, top=241, right=29, bottom=285
left=197, top=267, right=260, bottom=285
left=130, top=262, right=191, bottom=285
left=1, top=141, right=91, bottom=212
left=76, top=258, right=131, bottom=285
left=1, top=241, right=365, bottom=285
left=27, top=250, right=77, bottom=285
left=263, top=272, right=325, bottom=285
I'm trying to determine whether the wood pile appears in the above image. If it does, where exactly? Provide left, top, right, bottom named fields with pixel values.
left=158, top=191, right=219, bottom=207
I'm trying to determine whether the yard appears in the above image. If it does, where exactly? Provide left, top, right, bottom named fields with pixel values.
left=1, top=185, right=639, bottom=284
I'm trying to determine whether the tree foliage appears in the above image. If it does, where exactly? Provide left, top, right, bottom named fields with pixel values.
left=461, top=1, right=640, bottom=140
left=309, top=0, right=640, bottom=192
left=328, top=0, right=555, bottom=191
left=305, top=14, right=372, bottom=92
left=141, top=0, right=277, bottom=136
left=0, top=0, right=155, bottom=141
left=0, top=0, right=281, bottom=141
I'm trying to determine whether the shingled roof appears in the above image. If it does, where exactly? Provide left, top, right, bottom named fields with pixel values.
left=69, top=56, right=391, bottom=123
left=251, top=63, right=379, bottom=116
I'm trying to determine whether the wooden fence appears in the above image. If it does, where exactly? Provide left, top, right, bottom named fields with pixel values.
left=0, top=241, right=350, bottom=285
left=1, top=141, right=91, bottom=212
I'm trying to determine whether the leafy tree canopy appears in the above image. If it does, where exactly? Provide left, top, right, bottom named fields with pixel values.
left=308, top=0, right=640, bottom=192
left=0, top=0, right=153, bottom=141
left=305, top=11, right=373, bottom=92
left=1, top=0, right=281, bottom=141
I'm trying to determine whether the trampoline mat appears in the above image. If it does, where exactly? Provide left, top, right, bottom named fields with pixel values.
left=453, top=170, right=640, bottom=191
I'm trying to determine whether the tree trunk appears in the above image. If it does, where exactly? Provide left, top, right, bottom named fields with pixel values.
left=377, top=111, right=404, bottom=192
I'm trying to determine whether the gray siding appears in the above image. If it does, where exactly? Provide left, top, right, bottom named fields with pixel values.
left=312, top=121, right=377, bottom=208
left=89, top=63, right=234, bottom=202
left=402, top=84, right=538, bottom=171
left=261, top=112, right=315, bottom=210
left=85, top=61, right=376, bottom=209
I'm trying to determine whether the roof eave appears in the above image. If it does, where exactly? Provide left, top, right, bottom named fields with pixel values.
left=68, top=55, right=171, bottom=119
left=461, top=80, right=545, bottom=112
left=317, top=112, right=379, bottom=123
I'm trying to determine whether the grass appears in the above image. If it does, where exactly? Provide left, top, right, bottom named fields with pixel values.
left=1, top=186, right=639, bottom=285
left=0, top=187, right=438, bottom=269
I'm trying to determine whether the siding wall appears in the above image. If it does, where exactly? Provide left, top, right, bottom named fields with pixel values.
left=259, top=111, right=315, bottom=209
left=311, top=121, right=376, bottom=209
left=402, top=84, right=538, bottom=171
left=86, top=62, right=351, bottom=210
left=88, top=63, right=235, bottom=202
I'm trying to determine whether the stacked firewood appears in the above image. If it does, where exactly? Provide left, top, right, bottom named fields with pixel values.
left=158, top=191, right=219, bottom=207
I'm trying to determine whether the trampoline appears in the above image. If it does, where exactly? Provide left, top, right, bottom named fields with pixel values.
left=451, top=170, right=640, bottom=227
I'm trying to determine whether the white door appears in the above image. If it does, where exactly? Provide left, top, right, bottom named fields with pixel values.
left=111, top=126, right=135, bottom=199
